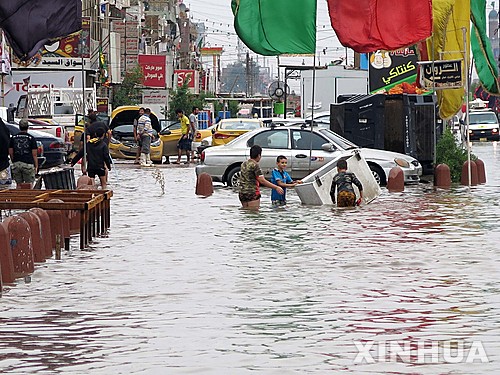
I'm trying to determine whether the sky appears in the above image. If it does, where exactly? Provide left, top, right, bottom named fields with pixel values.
left=185, top=0, right=347, bottom=83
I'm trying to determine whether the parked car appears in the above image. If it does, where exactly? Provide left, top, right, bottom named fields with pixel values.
left=211, top=118, right=263, bottom=146
left=5, top=122, right=66, bottom=169
left=464, top=109, right=500, bottom=141
left=196, top=125, right=422, bottom=187
left=108, top=106, right=163, bottom=162
left=157, top=119, right=213, bottom=161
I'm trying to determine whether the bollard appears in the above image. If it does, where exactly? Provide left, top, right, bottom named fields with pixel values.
left=16, top=182, right=32, bottom=189
left=387, top=166, right=404, bottom=192
left=461, top=161, right=478, bottom=186
left=195, top=172, right=214, bottom=197
left=55, top=234, right=62, bottom=260
left=46, top=209, right=64, bottom=251
left=3, top=216, right=34, bottom=279
left=0, top=222, right=15, bottom=284
left=475, top=159, right=486, bottom=184
left=29, top=208, right=53, bottom=258
left=77, top=175, right=95, bottom=188
left=18, top=212, right=45, bottom=263
left=48, top=199, right=70, bottom=250
left=434, top=163, right=452, bottom=188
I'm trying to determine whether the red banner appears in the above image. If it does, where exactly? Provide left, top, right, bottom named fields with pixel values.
left=138, top=54, right=166, bottom=88
left=174, top=69, right=195, bottom=88
left=327, top=0, right=432, bottom=53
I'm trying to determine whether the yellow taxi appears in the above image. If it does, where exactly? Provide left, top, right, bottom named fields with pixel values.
left=108, top=106, right=163, bottom=162
left=211, top=118, right=263, bottom=146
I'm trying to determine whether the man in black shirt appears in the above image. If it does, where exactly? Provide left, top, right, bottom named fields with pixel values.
left=9, top=119, right=39, bottom=186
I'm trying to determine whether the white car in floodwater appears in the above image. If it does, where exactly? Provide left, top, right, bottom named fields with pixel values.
left=196, top=124, right=422, bottom=187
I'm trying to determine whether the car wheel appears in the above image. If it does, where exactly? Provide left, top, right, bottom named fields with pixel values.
left=369, top=164, right=386, bottom=186
left=226, top=166, right=241, bottom=187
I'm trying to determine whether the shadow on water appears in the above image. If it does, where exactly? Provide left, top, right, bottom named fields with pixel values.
left=0, top=142, right=499, bottom=374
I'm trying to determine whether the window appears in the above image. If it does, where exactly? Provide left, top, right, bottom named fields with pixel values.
left=219, top=120, right=261, bottom=130
left=292, top=130, right=328, bottom=150
left=248, top=129, right=289, bottom=149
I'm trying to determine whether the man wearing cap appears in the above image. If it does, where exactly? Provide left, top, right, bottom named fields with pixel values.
left=9, top=119, right=39, bottom=187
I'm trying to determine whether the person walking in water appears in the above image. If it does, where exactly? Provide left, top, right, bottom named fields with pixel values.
left=174, top=108, right=191, bottom=164
left=133, top=107, right=145, bottom=164
left=270, top=155, right=302, bottom=207
left=239, top=145, right=284, bottom=209
left=330, top=159, right=363, bottom=207
left=71, top=128, right=112, bottom=189
left=9, top=119, right=39, bottom=187
left=189, top=106, right=199, bottom=162
left=137, top=108, right=154, bottom=167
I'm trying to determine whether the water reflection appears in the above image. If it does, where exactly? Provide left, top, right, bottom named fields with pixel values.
left=0, top=143, right=499, bottom=374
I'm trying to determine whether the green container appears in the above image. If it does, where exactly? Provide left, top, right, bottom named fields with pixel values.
left=274, top=102, right=285, bottom=115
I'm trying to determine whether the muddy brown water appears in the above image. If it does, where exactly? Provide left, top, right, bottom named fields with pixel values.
left=0, top=142, right=499, bottom=374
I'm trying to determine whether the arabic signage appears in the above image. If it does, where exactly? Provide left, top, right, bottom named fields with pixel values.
left=417, top=59, right=463, bottom=90
left=142, top=89, right=168, bottom=105
left=138, top=55, right=166, bottom=88
left=369, top=48, right=428, bottom=95
left=112, top=20, right=139, bottom=78
left=12, top=17, right=91, bottom=70
left=96, top=98, right=109, bottom=114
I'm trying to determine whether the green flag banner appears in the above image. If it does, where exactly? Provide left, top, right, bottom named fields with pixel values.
left=471, top=0, right=500, bottom=95
left=231, top=0, right=316, bottom=56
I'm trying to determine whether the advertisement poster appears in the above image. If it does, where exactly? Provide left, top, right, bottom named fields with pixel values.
left=12, top=17, right=91, bottom=70
left=369, top=47, right=429, bottom=95
left=138, top=55, right=166, bottom=88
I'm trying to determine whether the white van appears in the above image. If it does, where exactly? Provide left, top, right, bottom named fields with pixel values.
left=465, top=109, right=500, bottom=141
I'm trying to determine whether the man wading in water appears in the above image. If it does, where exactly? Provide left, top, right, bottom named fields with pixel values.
left=238, top=145, right=284, bottom=209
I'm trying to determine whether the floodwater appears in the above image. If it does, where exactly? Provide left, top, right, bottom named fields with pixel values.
left=0, top=142, right=499, bottom=374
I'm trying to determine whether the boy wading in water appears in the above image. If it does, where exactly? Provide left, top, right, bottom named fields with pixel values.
left=330, top=159, right=363, bottom=207
left=270, top=155, right=302, bottom=206
left=239, top=145, right=284, bottom=209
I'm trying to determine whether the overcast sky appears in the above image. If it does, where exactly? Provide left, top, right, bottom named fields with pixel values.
left=185, top=0, right=347, bottom=81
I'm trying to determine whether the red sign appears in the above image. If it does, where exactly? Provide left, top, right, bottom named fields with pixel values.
left=138, top=55, right=166, bottom=88
left=174, top=69, right=195, bottom=88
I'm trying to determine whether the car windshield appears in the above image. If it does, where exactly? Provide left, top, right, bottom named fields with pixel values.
left=219, top=121, right=260, bottom=130
left=319, top=129, right=359, bottom=150
left=469, top=112, right=498, bottom=124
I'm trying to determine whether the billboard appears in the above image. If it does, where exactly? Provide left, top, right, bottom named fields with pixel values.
left=138, top=55, right=166, bottom=88
left=11, top=17, right=91, bottom=70
left=369, top=47, right=429, bottom=95
left=3, top=71, right=83, bottom=107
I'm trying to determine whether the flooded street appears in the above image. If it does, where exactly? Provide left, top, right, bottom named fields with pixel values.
left=1, top=142, right=500, bottom=374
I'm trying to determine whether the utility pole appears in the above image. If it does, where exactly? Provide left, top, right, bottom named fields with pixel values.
left=246, top=51, right=250, bottom=96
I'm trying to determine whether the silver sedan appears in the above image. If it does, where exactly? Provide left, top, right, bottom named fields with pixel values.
left=196, top=125, right=422, bottom=186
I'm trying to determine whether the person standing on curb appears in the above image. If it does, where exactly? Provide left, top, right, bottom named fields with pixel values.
left=133, top=107, right=145, bottom=164
left=239, top=145, right=284, bottom=209
left=8, top=119, right=39, bottom=187
left=137, top=108, right=154, bottom=167
left=174, top=108, right=191, bottom=164
left=189, top=106, right=199, bottom=162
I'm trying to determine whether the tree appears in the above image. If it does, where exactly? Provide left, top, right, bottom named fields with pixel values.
left=168, top=82, right=193, bottom=120
left=112, top=65, right=144, bottom=108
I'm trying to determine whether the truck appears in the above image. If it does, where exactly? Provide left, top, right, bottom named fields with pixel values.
left=15, top=87, right=97, bottom=151
left=301, top=65, right=368, bottom=118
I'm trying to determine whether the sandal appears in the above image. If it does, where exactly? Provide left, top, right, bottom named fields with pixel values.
left=172, top=161, right=180, bottom=164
